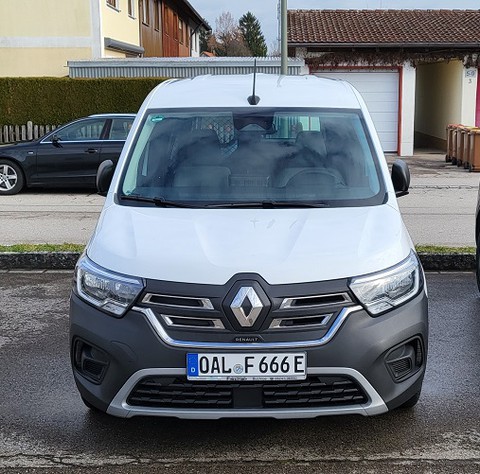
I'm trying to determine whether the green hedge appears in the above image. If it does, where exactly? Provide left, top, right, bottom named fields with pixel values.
left=0, top=77, right=167, bottom=124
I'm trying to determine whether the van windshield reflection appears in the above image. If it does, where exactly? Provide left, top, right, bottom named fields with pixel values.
left=119, top=108, right=385, bottom=208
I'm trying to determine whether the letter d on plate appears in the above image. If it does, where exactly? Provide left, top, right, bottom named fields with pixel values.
left=187, top=353, right=199, bottom=377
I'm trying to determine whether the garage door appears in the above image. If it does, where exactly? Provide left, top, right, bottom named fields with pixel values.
left=315, top=70, right=399, bottom=153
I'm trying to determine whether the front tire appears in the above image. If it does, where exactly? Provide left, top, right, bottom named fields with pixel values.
left=0, top=159, right=24, bottom=195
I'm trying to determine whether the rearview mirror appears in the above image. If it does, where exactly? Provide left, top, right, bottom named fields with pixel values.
left=391, top=159, right=410, bottom=198
left=96, top=160, right=115, bottom=196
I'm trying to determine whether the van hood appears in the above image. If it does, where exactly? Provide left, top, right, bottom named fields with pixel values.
left=87, top=204, right=413, bottom=285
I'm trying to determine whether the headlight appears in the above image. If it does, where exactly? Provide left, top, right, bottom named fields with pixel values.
left=74, top=254, right=144, bottom=317
left=349, top=251, right=422, bottom=316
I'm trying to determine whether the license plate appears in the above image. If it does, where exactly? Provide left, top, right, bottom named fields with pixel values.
left=186, top=353, right=306, bottom=381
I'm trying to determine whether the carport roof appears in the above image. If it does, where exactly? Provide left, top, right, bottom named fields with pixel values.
left=288, top=9, right=480, bottom=48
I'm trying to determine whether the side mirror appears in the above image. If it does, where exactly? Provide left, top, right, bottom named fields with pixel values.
left=391, top=159, right=410, bottom=198
left=51, top=135, right=61, bottom=147
left=96, top=160, right=115, bottom=196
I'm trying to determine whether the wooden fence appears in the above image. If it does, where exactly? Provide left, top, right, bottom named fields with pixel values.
left=0, top=121, right=58, bottom=144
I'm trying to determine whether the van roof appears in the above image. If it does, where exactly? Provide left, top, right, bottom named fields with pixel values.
left=146, top=74, right=362, bottom=110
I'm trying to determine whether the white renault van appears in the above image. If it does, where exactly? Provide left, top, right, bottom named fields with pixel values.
left=70, top=74, right=428, bottom=418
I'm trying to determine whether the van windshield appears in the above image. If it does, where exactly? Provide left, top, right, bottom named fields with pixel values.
left=119, top=108, right=385, bottom=208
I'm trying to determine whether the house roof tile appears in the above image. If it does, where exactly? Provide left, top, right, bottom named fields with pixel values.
left=288, top=10, right=480, bottom=46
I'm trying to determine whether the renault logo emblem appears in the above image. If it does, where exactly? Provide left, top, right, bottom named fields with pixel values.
left=230, top=287, right=263, bottom=327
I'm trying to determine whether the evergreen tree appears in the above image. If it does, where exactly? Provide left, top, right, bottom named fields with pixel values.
left=199, top=29, right=210, bottom=54
left=239, top=12, right=267, bottom=57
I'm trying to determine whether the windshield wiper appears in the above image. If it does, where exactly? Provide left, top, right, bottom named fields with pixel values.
left=119, top=194, right=203, bottom=208
left=205, top=200, right=330, bottom=209
left=120, top=195, right=329, bottom=209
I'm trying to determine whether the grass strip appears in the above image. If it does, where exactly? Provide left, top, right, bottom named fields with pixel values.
left=416, top=245, right=475, bottom=254
left=0, top=244, right=475, bottom=254
left=0, top=243, right=85, bottom=253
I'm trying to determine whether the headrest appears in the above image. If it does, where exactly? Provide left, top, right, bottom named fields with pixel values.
left=295, top=131, right=327, bottom=157
left=189, top=128, right=220, bottom=145
left=177, top=128, right=222, bottom=165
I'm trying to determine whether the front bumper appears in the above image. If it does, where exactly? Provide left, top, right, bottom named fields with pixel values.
left=106, top=367, right=388, bottom=418
left=69, top=290, right=428, bottom=419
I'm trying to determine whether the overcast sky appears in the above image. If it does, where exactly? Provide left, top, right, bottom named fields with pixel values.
left=187, top=0, right=480, bottom=51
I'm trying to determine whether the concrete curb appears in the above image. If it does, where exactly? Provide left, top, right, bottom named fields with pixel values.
left=417, top=253, right=475, bottom=271
left=0, top=252, right=80, bottom=270
left=0, top=252, right=476, bottom=272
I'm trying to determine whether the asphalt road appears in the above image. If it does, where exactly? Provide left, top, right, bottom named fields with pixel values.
left=0, top=271, right=479, bottom=473
left=0, top=184, right=478, bottom=247
left=400, top=186, right=477, bottom=247
left=0, top=189, right=102, bottom=246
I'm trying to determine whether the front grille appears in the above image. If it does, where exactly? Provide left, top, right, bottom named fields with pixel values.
left=280, top=293, right=351, bottom=309
left=162, top=314, right=225, bottom=329
left=126, top=376, right=368, bottom=409
left=139, top=276, right=356, bottom=346
left=143, top=293, right=213, bottom=310
left=269, top=313, right=333, bottom=329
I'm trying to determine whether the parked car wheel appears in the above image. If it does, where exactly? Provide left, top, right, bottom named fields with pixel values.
left=0, top=159, right=24, bottom=195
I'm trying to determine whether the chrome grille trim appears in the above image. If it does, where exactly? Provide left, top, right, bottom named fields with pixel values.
left=162, top=314, right=225, bottom=330
left=106, top=366, right=388, bottom=418
left=269, top=313, right=333, bottom=329
left=142, top=293, right=214, bottom=310
left=135, top=305, right=362, bottom=349
left=280, top=292, right=351, bottom=310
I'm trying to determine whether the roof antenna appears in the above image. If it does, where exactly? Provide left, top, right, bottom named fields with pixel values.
left=247, top=59, right=260, bottom=105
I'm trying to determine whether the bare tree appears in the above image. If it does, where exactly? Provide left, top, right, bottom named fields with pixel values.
left=269, top=41, right=281, bottom=57
left=208, top=12, right=250, bottom=57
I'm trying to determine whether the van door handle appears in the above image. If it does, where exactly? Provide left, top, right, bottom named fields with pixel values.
left=85, top=148, right=98, bottom=154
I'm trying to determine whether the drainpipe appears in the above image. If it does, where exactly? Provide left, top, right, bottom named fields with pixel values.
left=280, top=0, right=287, bottom=75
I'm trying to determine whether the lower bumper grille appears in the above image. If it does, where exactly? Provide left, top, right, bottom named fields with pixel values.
left=126, top=376, right=368, bottom=409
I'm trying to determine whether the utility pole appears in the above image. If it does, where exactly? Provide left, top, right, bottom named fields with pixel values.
left=280, top=0, right=287, bottom=75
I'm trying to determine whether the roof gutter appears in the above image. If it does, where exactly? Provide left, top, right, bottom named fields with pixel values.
left=288, top=42, right=480, bottom=49
left=104, top=38, right=144, bottom=56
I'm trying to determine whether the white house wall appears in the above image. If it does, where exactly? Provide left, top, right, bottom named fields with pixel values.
left=189, top=22, right=200, bottom=57
left=90, top=0, right=102, bottom=59
left=461, top=67, right=477, bottom=126
left=400, top=63, right=416, bottom=157
left=100, top=0, right=140, bottom=57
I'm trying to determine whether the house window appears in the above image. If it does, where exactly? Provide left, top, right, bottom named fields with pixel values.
left=142, top=0, right=150, bottom=25
left=173, top=13, right=178, bottom=41
left=128, top=0, right=135, bottom=17
left=164, top=6, right=171, bottom=35
left=179, top=20, right=184, bottom=44
left=154, top=0, right=160, bottom=31
left=106, top=0, right=118, bottom=9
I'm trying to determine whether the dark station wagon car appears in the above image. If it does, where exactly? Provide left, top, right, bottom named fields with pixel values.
left=0, top=113, right=135, bottom=195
